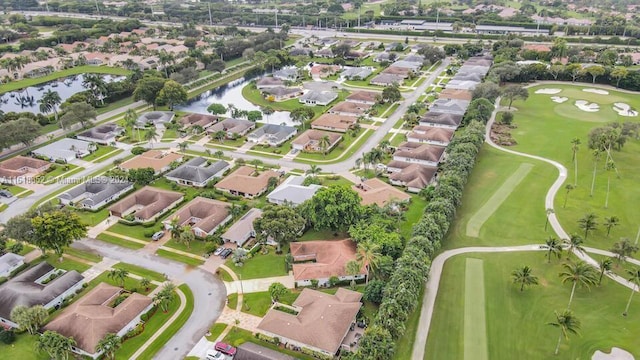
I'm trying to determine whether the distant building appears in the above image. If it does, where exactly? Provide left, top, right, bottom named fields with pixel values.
left=164, top=157, right=229, bottom=187
left=58, top=177, right=134, bottom=210
left=77, top=124, right=124, bottom=145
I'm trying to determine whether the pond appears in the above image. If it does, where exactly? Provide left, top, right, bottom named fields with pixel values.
left=0, top=74, right=125, bottom=114
left=176, top=77, right=296, bottom=126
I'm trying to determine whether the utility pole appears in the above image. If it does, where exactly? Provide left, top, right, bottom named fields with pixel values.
left=208, top=2, right=213, bottom=26
left=275, top=10, right=278, bottom=28
left=44, top=0, right=49, bottom=12
left=94, top=0, right=99, bottom=15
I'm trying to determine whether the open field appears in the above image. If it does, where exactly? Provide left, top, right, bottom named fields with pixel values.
left=425, top=252, right=640, bottom=359
left=463, top=258, right=488, bottom=360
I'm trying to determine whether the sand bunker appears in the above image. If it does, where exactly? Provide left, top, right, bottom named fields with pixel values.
left=613, top=103, right=638, bottom=117
left=583, top=88, right=609, bottom=95
left=575, top=100, right=600, bottom=112
left=535, top=88, right=562, bottom=94
left=592, top=347, right=635, bottom=360
left=551, top=96, right=568, bottom=103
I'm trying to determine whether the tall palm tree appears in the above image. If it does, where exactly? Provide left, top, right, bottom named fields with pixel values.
left=356, top=241, right=381, bottom=284
left=107, top=268, right=129, bottom=288
left=623, top=269, right=640, bottom=316
left=545, top=237, right=563, bottom=263
left=96, top=333, right=121, bottom=360
left=144, top=127, right=158, bottom=147
left=563, top=184, right=574, bottom=208
left=319, top=135, right=331, bottom=157
left=559, top=260, right=598, bottom=308
left=82, top=73, right=107, bottom=105
left=578, top=213, right=598, bottom=240
left=564, top=234, right=585, bottom=257
left=511, top=265, right=539, bottom=291
left=548, top=310, right=580, bottom=355
left=604, top=160, right=616, bottom=209
left=38, top=89, right=61, bottom=126
left=345, top=260, right=361, bottom=289
left=590, top=149, right=600, bottom=197
left=544, top=208, right=554, bottom=231
left=598, top=257, right=613, bottom=286
left=168, top=217, right=182, bottom=240
left=178, top=141, right=189, bottom=152
left=179, top=225, right=195, bottom=249
left=306, top=164, right=321, bottom=177
left=124, top=108, right=138, bottom=140
left=570, top=137, right=580, bottom=186
left=604, top=216, right=620, bottom=237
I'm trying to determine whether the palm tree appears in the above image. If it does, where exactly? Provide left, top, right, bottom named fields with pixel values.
left=158, top=50, right=175, bottom=78
left=564, top=234, right=585, bottom=257
left=261, top=106, right=274, bottom=124
left=140, top=277, right=151, bottom=292
left=168, top=217, right=182, bottom=240
left=545, top=237, right=563, bottom=263
left=96, top=333, right=121, bottom=360
left=597, top=257, right=613, bottom=285
left=345, top=260, right=361, bottom=289
left=559, top=260, right=598, bottom=308
left=511, top=265, right=539, bottom=291
left=82, top=73, right=107, bottom=105
left=38, top=90, right=61, bottom=126
left=179, top=225, right=195, bottom=249
left=590, top=149, right=600, bottom=197
left=123, top=108, right=138, bottom=140
left=571, top=137, right=580, bottom=186
left=563, top=184, right=574, bottom=208
left=306, top=164, right=322, bottom=177
left=37, top=330, right=76, bottom=360
left=578, top=213, right=598, bottom=241
left=144, top=127, right=158, bottom=147
left=623, top=269, right=640, bottom=316
left=178, top=141, right=189, bottom=152
left=604, top=160, right=616, bottom=209
left=356, top=241, right=381, bottom=284
left=544, top=208, right=554, bottom=231
left=548, top=310, right=580, bottom=355
left=229, top=203, right=244, bottom=220
left=319, top=135, right=331, bottom=157
left=108, top=269, right=129, bottom=288
left=604, top=216, right=620, bottom=237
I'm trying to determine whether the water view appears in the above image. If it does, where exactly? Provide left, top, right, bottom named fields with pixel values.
left=0, top=74, right=125, bottom=114
left=177, top=77, right=295, bottom=126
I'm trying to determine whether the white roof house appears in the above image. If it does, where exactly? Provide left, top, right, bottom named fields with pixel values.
left=0, top=253, right=25, bottom=278
left=32, top=138, right=96, bottom=163
left=221, top=208, right=263, bottom=247
left=267, top=176, right=322, bottom=206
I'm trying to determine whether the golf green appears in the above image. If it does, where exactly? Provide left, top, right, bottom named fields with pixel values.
left=464, top=258, right=488, bottom=360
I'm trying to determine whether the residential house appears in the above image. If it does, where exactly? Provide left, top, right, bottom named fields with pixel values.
left=340, top=66, right=373, bottom=80
left=119, top=150, right=183, bottom=175
left=385, top=42, right=408, bottom=51
left=165, top=157, right=229, bottom=187
left=315, top=48, right=334, bottom=58
left=290, top=240, right=366, bottom=287
left=163, top=197, right=231, bottom=237
left=289, top=48, right=311, bottom=57
left=420, top=111, right=463, bottom=129
left=463, top=57, right=493, bottom=68
left=310, top=64, right=340, bottom=80
left=273, top=68, right=299, bottom=81
left=179, top=113, right=218, bottom=130
left=458, top=65, right=491, bottom=77
left=235, top=343, right=296, bottom=360
left=438, top=88, right=473, bottom=101
left=370, top=73, right=404, bottom=86
left=0, top=262, right=84, bottom=329
left=445, top=79, right=479, bottom=91
left=0, top=156, right=50, bottom=184
left=108, top=186, right=183, bottom=222
left=393, top=142, right=446, bottom=167
left=206, top=118, right=255, bottom=138
left=317, top=38, right=339, bottom=47
left=0, top=253, right=24, bottom=278
left=256, top=77, right=285, bottom=89
left=222, top=208, right=263, bottom=247
left=390, top=60, right=421, bottom=72
left=346, top=91, right=379, bottom=105
left=299, top=90, right=338, bottom=106
left=43, top=283, right=153, bottom=359
left=32, top=138, right=96, bottom=163
left=215, top=166, right=280, bottom=199
left=387, top=161, right=438, bottom=192
left=344, top=51, right=368, bottom=61
left=292, top=129, right=342, bottom=153
left=429, top=99, right=470, bottom=116
left=267, top=176, right=322, bottom=206
left=134, top=111, right=175, bottom=129
left=406, top=126, right=455, bottom=146
left=247, top=124, right=297, bottom=146
left=353, top=178, right=411, bottom=207
left=257, top=288, right=362, bottom=356
left=58, top=177, right=134, bottom=210
left=452, top=72, right=483, bottom=82
left=262, top=86, right=304, bottom=101
left=373, top=52, right=392, bottom=63
left=77, top=124, right=124, bottom=145
left=328, top=101, right=371, bottom=117
left=311, top=114, right=358, bottom=133
left=381, top=66, right=413, bottom=78
left=403, top=54, right=425, bottom=64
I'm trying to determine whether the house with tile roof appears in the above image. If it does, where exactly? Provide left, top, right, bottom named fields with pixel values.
left=77, top=124, right=124, bottom=145
left=292, top=129, right=342, bottom=153
left=58, top=177, right=134, bottom=210
left=419, top=111, right=463, bottom=129
left=215, top=166, right=281, bottom=199
left=311, top=114, right=358, bottom=133
left=165, top=157, right=229, bottom=187
left=108, top=186, right=183, bottom=223
left=387, top=161, right=438, bottom=192
left=393, top=142, right=446, bottom=167
left=353, top=178, right=411, bottom=207
left=406, top=126, right=455, bottom=146
left=163, top=197, right=231, bottom=237
left=222, top=208, right=263, bottom=246
left=0, top=253, right=24, bottom=278
left=328, top=101, right=372, bottom=117
left=290, top=239, right=366, bottom=287
left=206, top=118, right=255, bottom=138
left=247, top=124, right=298, bottom=146
left=0, top=156, right=50, bottom=184
left=346, top=91, right=379, bottom=105
left=119, top=150, right=183, bottom=175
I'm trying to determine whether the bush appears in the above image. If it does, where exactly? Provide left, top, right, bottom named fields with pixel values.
left=131, top=146, right=146, bottom=155
left=501, top=111, right=514, bottom=125
left=0, top=329, right=16, bottom=344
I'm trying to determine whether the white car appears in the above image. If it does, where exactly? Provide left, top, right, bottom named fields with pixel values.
left=206, top=350, right=225, bottom=360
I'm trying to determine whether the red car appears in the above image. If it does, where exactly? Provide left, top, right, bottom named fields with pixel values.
left=215, top=342, right=237, bottom=356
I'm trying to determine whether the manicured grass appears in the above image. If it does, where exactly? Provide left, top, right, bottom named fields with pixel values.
left=299, top=229, right=349, bottom=241
left=96, top=233, right=146, bottom=249
left=508, top=84, right=640, bottom=253
left=218, top=267, right=234, bottom=282
left=222, top=327, right=316, bottom=360
left=227, top=293, right=238, bottom=310
left=156, top=249, right=204, bottom=267
left=588, top=253, right=640, bottom=279
left=425, top=252, right=640, bottom=359
left=400, top=196, right=428, bottom=239
left=164, top=238, right=210, bottom=257
left=82, top=145, right=118, bottom=162
left=206, top=323, right=228, bottom=341
left=65, top=247, right=102, bottom=263
left=5, top=239, right=35, bottom=256
left=463, top=258, right=488, bottom=360
left=36, top=163, right=81, bottom=183
left=241, top=290, right=300, bottom=317
left=89, top=271, right=158, bottom=296
left=0, top=65, right=130, bottom=94
left=107, top=222, right=159, bottom=242
left=225, top=247, right=287, bottom=279
left=75, top=207, right=110, bottom=227
left=2, top=184, right=31, bottom=197
left=0, top=333, right=49, bottom=360
left=113, top=262, right=166, bottom=282
left=137, top=285, right=195, bottom=360
left=40, top=254, right=91, bottom=273
left=295, top=129, right=373, bottom=164
left=161, top=128, right=180, bottom=140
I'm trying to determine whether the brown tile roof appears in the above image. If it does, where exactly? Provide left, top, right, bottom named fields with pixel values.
left=408, top=127, right=455, bottom=144
left=353, top=178, right=411, bottom=206
left=43, top=283, right=152, bottom=355
left=310, top=64, right=340, bottom=76
left=0, top=156, right=50, bottom=179
left=381, top=66, right=411, bottom=76
left=292, top=130, right=342, bottom=151
left=257, top=288, right=362, bottom=354
left=120, top=150, right=182, bottom=172
left=523, top=44, right=551, bottom=52
left=311, top=114, right=358, bottom=132
left=420, top=112, right=463, bottom=127
left=388, top=161, right=438, bottom=189
left=346, top=90, right=379, bottom=103
left=215, top=166, right=280, bottom=196
left=180, top=113, right=218, bottom=128
left=290, top=239, right=365, bottom=281
left=168, top=197, right=229, bottom=234
left=108, top=186, right=183, bottom=221
left=328, top=101, right=371, bottom=116
left=395, top=142, right=446, bottom=163
left=439, top=88, right=473, bottom=101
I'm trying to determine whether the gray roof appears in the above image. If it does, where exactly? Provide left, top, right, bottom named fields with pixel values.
left=267, top=176, right=322, bottom=205
left=0, top=262, right=84, bottom=320
left=403, top=54, right=425, bottom=64
left=341, top=66, right=373, bottom=79
left=135, top=111, right=175, bottom=127
left=58, top=177, right=133, bottom=208
left=78, top=124, right=124, bottom=141
left=371, top=73, right=403, bottom=85
left=235, top=342, right=296, bottom=360
left=0, top=253, right=24, bottom=274
left=273, top=68, right=298, bottom=79
left=222, top=208, right=263, bottom=244
left=299, top=90, right=337, bottom=104
left=430, top=99, right=470, bottom=115
left=375, top=52, right=391, bottom=61
left=453, top=72, right=483, bottom=82
left=390, top=60, right=421, bottom=71
left=458, top=65, right=491, bottom=76
left=165, top=157, right=229, bottom=184
left=33, top=138, right=94, bottom=160
left=445, top=79, right=480, bottom=90
left=262, top=86, right=301, bottom=97
left=248, top=124, right=297, bottom=143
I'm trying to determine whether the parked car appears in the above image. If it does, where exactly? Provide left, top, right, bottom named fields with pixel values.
left=0, top=190, right=13, bottom=198
left=214, top=342, right=237, bottom=356
left=213, top=247, right=225, bottom=256
left=220, top=248, right=233, bottom=259
left=151, top=231, right=165, bottom=241
left=206, top=350, right=225, bottom=360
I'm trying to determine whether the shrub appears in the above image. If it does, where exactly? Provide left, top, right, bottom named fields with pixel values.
left=131, top=146, right=146, bottom=155
left=0, top=329, right=16, bottom=344
left=501, top=111, right=514, bottom=125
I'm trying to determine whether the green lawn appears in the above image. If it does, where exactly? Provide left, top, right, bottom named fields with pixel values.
left=400, top=196, right=428, bottom=239
left=89, top=271, right=157, bottom=296
left=240, top=290, right=300, bottom=317
left=36, top=163, right=82, bottom=183
left=0, top=65, right=130, bottom=94
left=113, top=262, right=166, bottom=282
left=507, top=84, right=640, bottom=253
left=425, top=252, right=640, bottom=359
left=39, top=254, right=91, bottom=273
left=164, top=238, right=210, bottom=257
left=83, top=146, right=121, bottom=162
left=96, top=233, right=146, bottom=249
left=65, top=247, right=102, bottom=263
left=5, top=239, right=35, bottom=256
left=298, top=229, right=349, bottom=241
left=295, top=129, right=373, bottom=163
left=222, top=327, right=316, bottom=360
left=75, top=207, right=110, bottom=227
left=107, top=222, right=161, bottom=242
left=225, top=247, right=287, bottom=279
left=161, top=128, right=180, bottom=140
left=0, top=333, right=48, bottom=360
left=207, top=323, right=228, bottom=341
left=156, top=249, right=204, bottom=267
left=2, top=184, right=31, bottom=197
